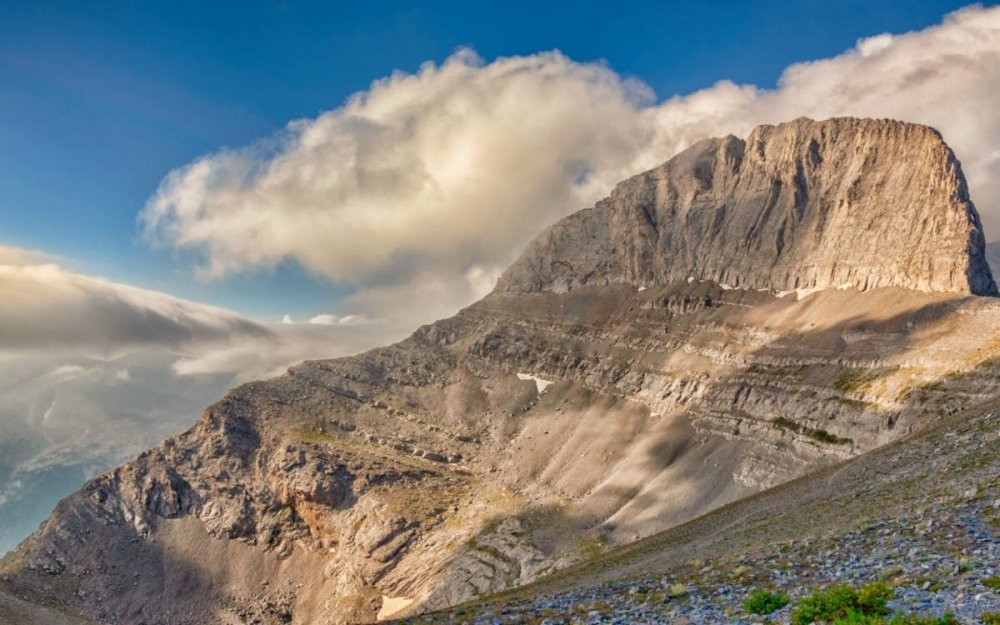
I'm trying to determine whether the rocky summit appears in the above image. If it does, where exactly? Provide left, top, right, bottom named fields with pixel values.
left=499, top=117, right=996, bottom=297
left=3, top=117, right=1000, bottom=625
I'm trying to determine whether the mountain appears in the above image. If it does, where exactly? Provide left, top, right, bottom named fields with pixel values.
left=500, top=117, right=996, bottom=297
left=3, top=117, right=999, bottom=625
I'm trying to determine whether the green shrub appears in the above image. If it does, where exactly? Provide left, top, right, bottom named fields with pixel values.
left=791, top=582, right=892, bottom=625
left=744, top=589, right=791, bottom=615
left=771, top=417, right=852, bottom=445
left=984, top=576, right=1000, bottom=590
left=980, top=612, right=1000, bottom=625
left=668, top=583, right=688, bottom=598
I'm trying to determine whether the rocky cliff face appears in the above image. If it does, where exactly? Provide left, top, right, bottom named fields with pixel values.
left=499, top=118, right=997, bottom=296
left=4, top=118, right=1000, bottom=625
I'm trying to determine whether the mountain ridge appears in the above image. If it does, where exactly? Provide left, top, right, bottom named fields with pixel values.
left=4, top=117, right=1000, bottom=625
left=499, top=117, right=997, bottom=297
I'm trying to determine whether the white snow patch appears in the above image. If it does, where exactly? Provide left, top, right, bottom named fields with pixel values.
left=719, top=283, right=734, bottom=291
left=517, top=372, right=553, bottom=393
left=686, top=276, right=695, bottom=284
left=378, top=596, right=414, bottom=620
left=637, top=286, right=647, bottom=292
left=775, top=286, right=826, bottom=301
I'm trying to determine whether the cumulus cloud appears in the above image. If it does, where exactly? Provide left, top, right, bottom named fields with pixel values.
left=143, top=4, right=1000, bottom=329
left=142, top=48, right=659, bottom=316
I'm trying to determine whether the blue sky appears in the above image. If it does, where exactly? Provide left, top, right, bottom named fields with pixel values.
left=0, top=0, right=987, bottom=320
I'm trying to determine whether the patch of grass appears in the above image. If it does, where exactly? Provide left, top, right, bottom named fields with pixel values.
left=791, top=582, right=960, bottom=625
left=984, top=576, right=1000, bottom=590
left=744, top=589, right=791, bottom=615
left=810, top=428, right=852, bottom=445
left=981, top=613, right=1000, bottom=625
left=835, top=367, right=873, bottom=393
left=772, top=417, right=852, bottom=445
left=774, top=417, right=801, bottom=431
left=791, top=582, right=893, bottom=625
left=668, top=583, right=688, bottom=599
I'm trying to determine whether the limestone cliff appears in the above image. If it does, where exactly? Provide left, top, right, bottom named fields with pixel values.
left=499, top=118, right=997, bottom=296
left=5, top=118, right=1000, bottom=625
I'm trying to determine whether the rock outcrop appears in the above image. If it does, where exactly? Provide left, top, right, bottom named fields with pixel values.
left=499, top=118, right=997, bottom=296
left=5, top=118, right=1000, bottom=625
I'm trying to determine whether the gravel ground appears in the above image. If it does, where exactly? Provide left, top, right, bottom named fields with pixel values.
left=411, top=496, right=999, bottom=624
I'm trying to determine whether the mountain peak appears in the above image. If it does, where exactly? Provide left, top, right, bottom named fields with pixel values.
left=499, top=117, right=997, bottom=296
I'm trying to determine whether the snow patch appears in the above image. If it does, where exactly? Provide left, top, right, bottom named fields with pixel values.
left=378, top=596, right=414, bottom=620
left=719, top=283, right=734, bottom=291
left=517, top=372, right=553, bottom=393
left=637, top=286, right=647, bottom=292
left=775, top=286, right=826, bottom=301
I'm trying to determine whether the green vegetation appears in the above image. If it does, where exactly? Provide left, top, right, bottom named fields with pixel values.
left=835, top=367, right=874, bottom=393
left=773, top=417, right=853, bottom=445
left=791, top=582, right=892, bottom=625
left=790, top=582, right=961, bottom=625
left=980, top=613, right=1000, bottom=625
left=984, top=576, right=1000, bottom=590
left=743, top=589, right=791, bottom=615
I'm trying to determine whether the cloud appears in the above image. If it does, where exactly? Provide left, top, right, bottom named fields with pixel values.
left=142, top=48, right=659, bottom=312
left=0, top=245, right=412, bottom=554
left=0, top=244, right=403, bottom=379
left=0, top=256, right=264, bottom=355
left=307, top=313, right=368, bottom=325
left=142, top=4, right=1000, bottom=330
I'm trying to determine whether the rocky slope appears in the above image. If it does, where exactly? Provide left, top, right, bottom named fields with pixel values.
left=499, top=117, right=996, bottom=297
left=404, top=392, right=1000, bottom=624
left=3, top=117, right=1000, bottom=625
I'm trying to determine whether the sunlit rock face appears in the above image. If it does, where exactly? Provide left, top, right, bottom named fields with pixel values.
left=6, top=118, right=1000, bottom=625
left=500, top=117, right=997, bottom=297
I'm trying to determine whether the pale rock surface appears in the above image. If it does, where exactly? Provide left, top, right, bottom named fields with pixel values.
left=499, top=118, right=997, bottom=297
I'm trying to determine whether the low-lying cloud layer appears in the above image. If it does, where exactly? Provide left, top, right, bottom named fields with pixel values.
left=0, top=247, right=411, bottom=554
left=144, top=5, right=1000, bottom=328
left=0, top=245, right=410, bottom=378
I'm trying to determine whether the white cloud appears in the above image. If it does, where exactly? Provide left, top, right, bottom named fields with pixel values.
left=142, top=4, right=1000, bottom=331
left=0, top=245, right=411, bottom=554
left=142, top=48, right=658, bottom=302
left=307, top=313, right=368, bottom=325
left=0, top=244, right=408, bottom=380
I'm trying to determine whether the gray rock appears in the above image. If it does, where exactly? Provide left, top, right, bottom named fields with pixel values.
left=499, top=118, right=997, bottom=296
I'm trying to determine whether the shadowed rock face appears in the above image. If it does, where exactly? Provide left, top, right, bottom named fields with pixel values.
left=5, top=118, right=1000, bottom=625
left=499, top=118, right=997, bottom=297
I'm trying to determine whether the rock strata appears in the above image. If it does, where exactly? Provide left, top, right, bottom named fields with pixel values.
left=499, top=118, right=997, bottom=297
